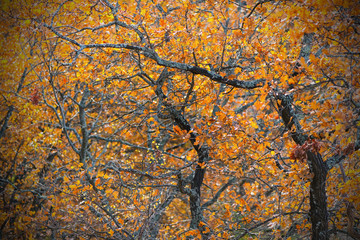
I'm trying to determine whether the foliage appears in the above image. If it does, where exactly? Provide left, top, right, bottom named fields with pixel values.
left=1, top=0, right=359, bottom=239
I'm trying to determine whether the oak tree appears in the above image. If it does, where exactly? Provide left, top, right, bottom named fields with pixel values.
left=1, top=0, right=359, bottom=239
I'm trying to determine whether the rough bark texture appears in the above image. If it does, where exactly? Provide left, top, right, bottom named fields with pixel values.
left=274, top=32, right=332, bottom=240
left=276, top=93, right=329, bottom=240
left=307, top=152, right=329, bottom=240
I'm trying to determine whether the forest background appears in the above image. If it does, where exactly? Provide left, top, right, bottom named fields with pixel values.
left=0, top=0, right=359, bottom=239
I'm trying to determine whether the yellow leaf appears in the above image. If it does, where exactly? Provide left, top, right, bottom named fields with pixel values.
left=113, top=191, right=119, bottom=198
left=63, top=175, right=69, bottom=183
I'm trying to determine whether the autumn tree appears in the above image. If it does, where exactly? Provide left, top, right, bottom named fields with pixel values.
left=1, top=0, right=359, bottom=239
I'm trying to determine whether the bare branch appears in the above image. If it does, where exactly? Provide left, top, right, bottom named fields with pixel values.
left=202, top=177, right=236, bottom=208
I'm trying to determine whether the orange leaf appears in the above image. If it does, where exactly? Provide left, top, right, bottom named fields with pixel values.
left=95, top=178, right=101, bottom=186
left=173, top=125, right=183, bottom=135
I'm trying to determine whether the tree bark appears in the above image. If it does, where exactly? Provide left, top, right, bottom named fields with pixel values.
left=0, top=68, right=27, bottom=139
left=276, top=93, right=329, bottom=240
left=307, top=152, right=329, bottom=240
left=154, top=68, right=210, bottom=238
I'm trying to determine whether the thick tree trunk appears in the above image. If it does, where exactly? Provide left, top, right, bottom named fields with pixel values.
left=276, top=93, right=329, bottom=239
left=155, top=68, right=209, bottom=238
left=189, top=190, right=203, bottom=229
left=307, top=152, right=329, bottom=240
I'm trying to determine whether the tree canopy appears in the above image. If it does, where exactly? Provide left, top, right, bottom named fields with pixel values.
left=1, top=0, right=359, bottom=239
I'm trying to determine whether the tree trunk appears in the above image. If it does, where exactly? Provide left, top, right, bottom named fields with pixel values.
left=155, top=68, right=210, bottom=238
left=308, top=152, right=329, bottom=240
left=276, top=93, right=329, bottom=239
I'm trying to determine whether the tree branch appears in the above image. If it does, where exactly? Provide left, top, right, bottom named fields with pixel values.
left=0, top=68, right=27, bottom=139
left=44, top=24, right=264, bottom=89
left=202, top=177, right=236, bottom=208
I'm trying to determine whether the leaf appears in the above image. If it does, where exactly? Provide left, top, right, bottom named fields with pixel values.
left=63, top=175, right=70, bottom=183
left=173, top=125, right=184, bottom=135
left=198, top=162, right=206, bottom=169
left=95, top=178, right=101, bottom=186
left=3, top=0, right=359, bottom=238
left=300, top=57, right=307, bottom=67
